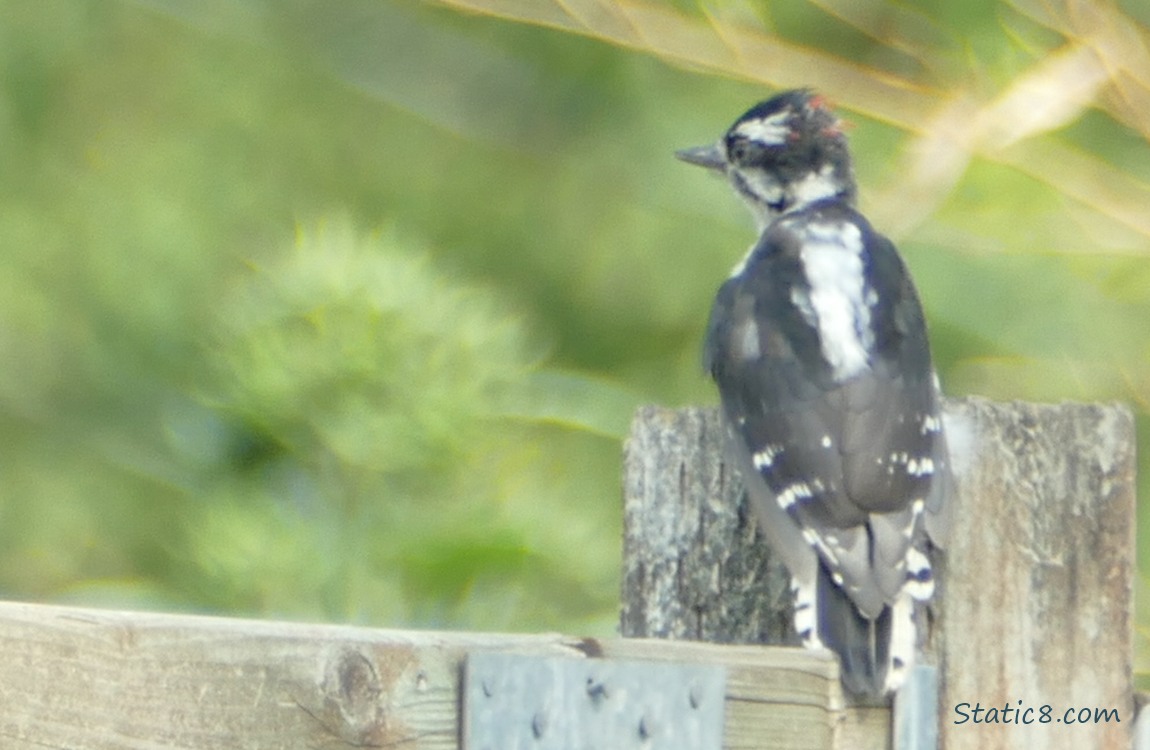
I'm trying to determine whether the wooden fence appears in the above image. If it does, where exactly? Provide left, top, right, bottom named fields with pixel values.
left=0, top=396, right=1137, bottom=749
left=622, top=397, right=1136, bottom=749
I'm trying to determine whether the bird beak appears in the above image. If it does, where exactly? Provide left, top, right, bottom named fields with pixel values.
left=675, top=143, right=726, bottom=172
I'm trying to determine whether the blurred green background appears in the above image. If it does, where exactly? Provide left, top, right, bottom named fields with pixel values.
left=1, top=0, right=1149, bottom=665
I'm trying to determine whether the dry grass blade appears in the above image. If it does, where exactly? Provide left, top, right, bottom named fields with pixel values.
left=806, top=0, right=952, bottom=70
left=866, top=94, right=978, bottom=238
left=1000, top=139, right=1150, bottom=241
left=1009, top=0, right=1150, bottom=139
left=431, top=0, right=1150, bottom=248
left=433, top=0, right=942, bottom=126
left=973, top=43, right=1109, bottom=149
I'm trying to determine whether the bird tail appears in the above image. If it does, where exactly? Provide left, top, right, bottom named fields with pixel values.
left=798, top=562, right=919, bottom=700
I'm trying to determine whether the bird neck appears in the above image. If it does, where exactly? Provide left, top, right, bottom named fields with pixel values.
left=783, top=164, right=856, bottom=214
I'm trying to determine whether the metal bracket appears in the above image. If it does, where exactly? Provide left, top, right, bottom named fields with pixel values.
left=463, top=652, right=726, bottom=750
left=894, top=663, right=940, bottom=750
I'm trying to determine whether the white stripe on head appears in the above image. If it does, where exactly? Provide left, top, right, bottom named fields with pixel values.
left=732, top=110, right=792, bottom=146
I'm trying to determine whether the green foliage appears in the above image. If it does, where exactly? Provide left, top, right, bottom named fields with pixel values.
left=209, top=221, right=531, bottom=479
left=176, top=221, right=628, bottom=627
left=1, top=0, right=1149, bottom=653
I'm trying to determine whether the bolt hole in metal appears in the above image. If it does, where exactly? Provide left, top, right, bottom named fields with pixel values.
left=464, top=652, right=725, bottom=748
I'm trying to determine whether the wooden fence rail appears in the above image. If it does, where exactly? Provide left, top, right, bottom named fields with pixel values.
left=0, top=601, right=865, bottom=749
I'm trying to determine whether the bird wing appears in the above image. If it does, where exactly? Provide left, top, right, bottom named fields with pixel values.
left=704, top=202, right=947, bottom=620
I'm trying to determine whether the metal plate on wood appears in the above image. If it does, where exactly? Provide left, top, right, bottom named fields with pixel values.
left=464, top=652, right=725, bottom=750
left=894, top=664, right=939, bottom=750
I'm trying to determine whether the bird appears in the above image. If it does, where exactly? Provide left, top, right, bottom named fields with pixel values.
left=677, top=89, right=950, bottom=699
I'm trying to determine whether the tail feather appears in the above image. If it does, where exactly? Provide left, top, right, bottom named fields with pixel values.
left=799, top=562, right=919, bottom=699
left=817, top=561, right=889, bottom=698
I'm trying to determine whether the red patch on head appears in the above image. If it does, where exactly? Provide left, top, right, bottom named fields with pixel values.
left=809, top=93, right=851, bottom=137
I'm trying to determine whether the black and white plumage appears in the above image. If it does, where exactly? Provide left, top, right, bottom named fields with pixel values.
left=678, top=90, right=950, bottom=699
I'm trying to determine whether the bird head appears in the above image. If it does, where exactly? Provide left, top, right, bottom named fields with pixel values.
left=677, top=89, right=857, bottom=229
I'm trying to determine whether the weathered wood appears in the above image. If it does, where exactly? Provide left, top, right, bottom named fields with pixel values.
left=0, top=601, right=871, bottom=750
left=621, top=397, right=1136, bottom=749
left=620, top=405, right=794, bottom=646
left=597, top=638, right=888, bottom=750
left=938, top=398, right=1135, bottom=750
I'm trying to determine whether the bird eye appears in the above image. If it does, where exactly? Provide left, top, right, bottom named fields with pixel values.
left=727, top=139, right=751, bottom=164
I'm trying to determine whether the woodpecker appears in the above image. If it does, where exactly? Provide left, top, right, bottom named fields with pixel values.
left=678, top=90, right=950, bottom=699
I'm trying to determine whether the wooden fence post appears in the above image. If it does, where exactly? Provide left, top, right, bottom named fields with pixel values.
left=621, top=397, right=1136, bottom=749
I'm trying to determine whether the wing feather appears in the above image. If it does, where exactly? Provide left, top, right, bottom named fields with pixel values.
left=707, top=200, right=947, bottom=636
